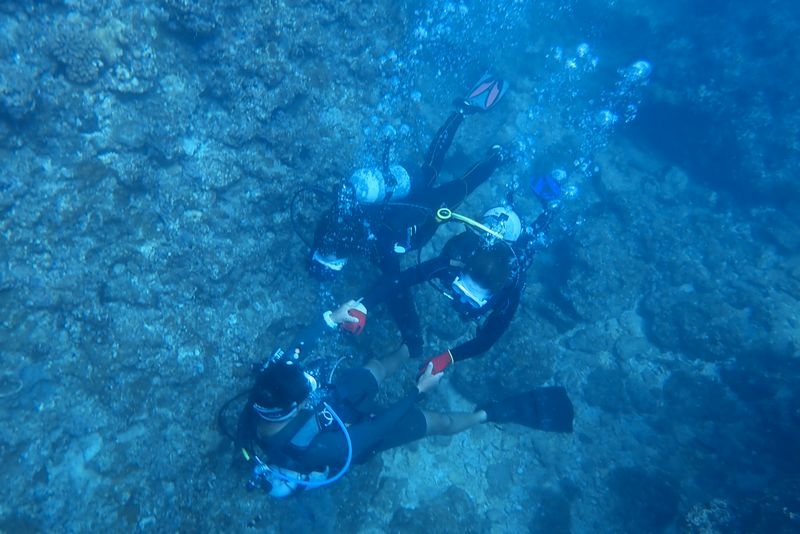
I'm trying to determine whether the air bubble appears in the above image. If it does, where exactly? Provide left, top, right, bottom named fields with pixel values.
left=628, top=60, right=652, bottom=82
left=596, top=110, right=618, bottom=127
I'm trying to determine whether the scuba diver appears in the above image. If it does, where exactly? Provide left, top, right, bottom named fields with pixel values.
left=230, top=301, right=574, bottom=498
left=351, top=203, right=556, bottom=375
left=307, top=73, right=510, bottom=360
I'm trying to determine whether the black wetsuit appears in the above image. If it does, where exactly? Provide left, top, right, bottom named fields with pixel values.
left=238, top=316, right=428, bottom=476
left=362, top=220, right=549, bottom=362
left=257, top=368, right=426, bottom=473
left=312, top=111, right=504, bottom=358
left=361, top=112, right=503, bottom=257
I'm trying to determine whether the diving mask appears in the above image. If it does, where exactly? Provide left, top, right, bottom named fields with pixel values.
left=253, top=370, right=319, bottom=422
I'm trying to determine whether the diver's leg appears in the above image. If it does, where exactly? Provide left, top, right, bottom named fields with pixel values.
left=420, top=111, right=465, bottom=186
left=349, top=406, right=487, bottom=458
left=373, top=254, right=425, bottom=360
left=423, top=410, right=487, bottom=436
left=458, top=146, right=505, bottom=199
left=422, top=146, right=505, bottom=211
left=364, top=344, right=410, bottom=385
left=385, top=287, right=424, bottom=359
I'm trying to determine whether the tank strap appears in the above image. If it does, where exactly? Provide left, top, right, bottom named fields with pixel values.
left=288, top=411, right=322, bottom=448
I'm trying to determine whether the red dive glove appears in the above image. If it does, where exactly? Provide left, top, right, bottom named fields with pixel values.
left=340, top=301, right=367, bottom=336
left=341, top=308, right=367, bottom=335
left=418, top=350, right=453, bottom=377
left=324, top=300, right=368, bottom=336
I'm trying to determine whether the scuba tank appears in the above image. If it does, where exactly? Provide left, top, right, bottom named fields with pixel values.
left=348, top=165, right=411, bottom=204
left=348, top=130, right=411, bottom=204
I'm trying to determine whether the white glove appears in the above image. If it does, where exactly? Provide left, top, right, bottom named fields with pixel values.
left=324, top=300, right=367, bottom=330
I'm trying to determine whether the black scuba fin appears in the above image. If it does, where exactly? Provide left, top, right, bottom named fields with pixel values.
left=481, top=386, right=574, bottom=433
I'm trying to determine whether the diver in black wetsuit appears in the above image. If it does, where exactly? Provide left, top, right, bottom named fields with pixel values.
left=233, top=298, right=573, bottom=499
left=309, top=75, right=509, bottom=360
left=355, top=206, right=555, bottom=374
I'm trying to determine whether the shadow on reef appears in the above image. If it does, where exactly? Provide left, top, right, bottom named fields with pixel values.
left=389, top=485, right=489, bottom=534
left=628, top=88, right=800, bottom=214
left=607, top=467, right=680, bottom=532
left=533, top=240, right=583, bottom=330
left=627, top=101, right=760, bottom=207
left=527, top=486, right=573, bottom=534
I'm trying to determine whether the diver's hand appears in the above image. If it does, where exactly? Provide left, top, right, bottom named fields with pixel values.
left=416, top=362, right=443, bottom=393
left=325, top=300, right=367, bottom=335
left=417, top=350, right=453, bottom=378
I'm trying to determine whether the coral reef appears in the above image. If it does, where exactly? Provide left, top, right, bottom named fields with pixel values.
left=51, top=23, right=105, bottom=84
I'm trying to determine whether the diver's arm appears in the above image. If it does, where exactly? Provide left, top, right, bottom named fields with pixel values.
left=285, top=314, right=331, bottom=359
left=361, top=256, right=451, bottom=309
left=449, top=288, right=521, bottom=362
left=518, top=209, right=554, bottom=266
left=286, top=301, right=364, bottom=358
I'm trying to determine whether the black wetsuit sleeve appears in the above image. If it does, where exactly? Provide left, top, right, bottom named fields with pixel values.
left=301, top=390, right=423, bottom=468
left=449, top=286, right=522, bottom=362
left=361, top=256, right=452, bottom=309
left=286, top=314, right=335, bottom=358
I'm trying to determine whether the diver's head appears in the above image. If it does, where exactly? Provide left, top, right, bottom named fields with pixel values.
left=349, top=165, right=411, bottom=204
left=251, top=359, right=318, bottom=422
left=482, top=206, right=522, bottom=242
